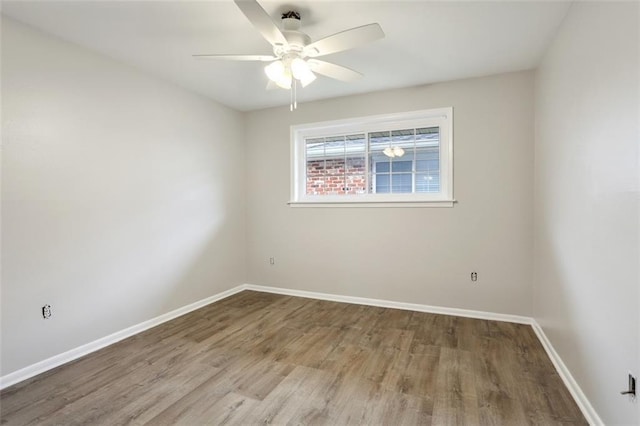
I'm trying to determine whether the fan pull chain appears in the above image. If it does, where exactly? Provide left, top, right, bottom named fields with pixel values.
left=289, top=80, right=299, bottom=111
left=289, top=83, right=293, bottom=111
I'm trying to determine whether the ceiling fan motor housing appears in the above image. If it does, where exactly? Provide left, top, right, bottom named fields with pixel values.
left=274, top=13, right=310, bottom=56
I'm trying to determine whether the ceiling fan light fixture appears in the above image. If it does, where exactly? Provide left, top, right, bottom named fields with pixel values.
left=299, top=72, right=316, bottom=88
left=393, top=146, right=405, bottom=157
left=277, top=78, right=292, bottom=90
left=291, top=58, right=316, bottom=88
left=275, top=71, right=292, bottom=89
left=266, top=58, right=315, bottom=89
left=265, top=60, right=292, bottom=89
left=265, top=60, right=285, bottom=82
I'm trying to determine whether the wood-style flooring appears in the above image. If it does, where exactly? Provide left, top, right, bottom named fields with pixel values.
left=0, top=291, right=586, bottom=425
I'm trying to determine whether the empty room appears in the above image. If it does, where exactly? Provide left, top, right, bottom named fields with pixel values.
left=1, top=0, right=638, bottom=424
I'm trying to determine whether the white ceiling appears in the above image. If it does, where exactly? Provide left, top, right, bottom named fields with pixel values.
left=1, top=0, right=571, bottom=111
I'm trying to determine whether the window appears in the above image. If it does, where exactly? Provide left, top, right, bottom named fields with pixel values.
left=291, top=108, right=453, bottom=207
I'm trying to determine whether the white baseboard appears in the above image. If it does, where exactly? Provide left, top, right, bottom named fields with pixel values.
left=243, top=283, right=533, bottom=324
left=531, top=322, right=603, bottom=426
left=0, top=285, right=246, bottom=390
left=1, top=282, right=601, bottom=425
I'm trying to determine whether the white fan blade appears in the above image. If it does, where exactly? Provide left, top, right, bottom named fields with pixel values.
left=304, top=23, right=384, bottom=57
left=234, top=0, right=288, bottom=47
left=308, top=60, right=363, bottom=82
left=193, top=54, right=276, bottom=61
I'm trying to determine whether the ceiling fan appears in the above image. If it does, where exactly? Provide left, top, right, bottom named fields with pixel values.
left=194, top=0, right=385, bottom=98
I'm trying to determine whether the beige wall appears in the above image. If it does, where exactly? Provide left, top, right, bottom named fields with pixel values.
left=245, top=71, right=534, bottom=316
left=534, top=2, right=639, bottom=424
left=1, top=18, right=246, bottom=375
left=3, top=5, right=637, bottom=422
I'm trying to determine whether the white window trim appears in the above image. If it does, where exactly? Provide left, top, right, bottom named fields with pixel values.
left=290, top=107, right=454, bottom=207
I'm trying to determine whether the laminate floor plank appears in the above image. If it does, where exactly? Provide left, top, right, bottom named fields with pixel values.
left=235, top=365, right=326, bottom=424
left=395, top=347, right=440, bottom=400
left=48, top=362, right=222, bottom=426
left=319, top=343, right=370, bottom=379
left=431, top=347, right=480, bottom=426
left=364, top=388, right=432, bottom=426
left=2, top=359, right=150, bottom=425
left=0, top=291, right=587, bottom=425
left=102, top=364, right=223, bottom=425
left=318, top=374, right=381, bottom=425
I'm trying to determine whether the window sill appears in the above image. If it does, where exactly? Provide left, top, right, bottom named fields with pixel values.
left=288, top=200, right=456, bottom=208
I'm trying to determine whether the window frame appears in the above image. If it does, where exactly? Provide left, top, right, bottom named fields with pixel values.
left=290, top=107, right=454, bottom=207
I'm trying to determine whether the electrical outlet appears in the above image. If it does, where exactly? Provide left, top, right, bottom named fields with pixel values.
left=471, top=272, right=478, bottom=282
left=269, top=257, right=275, bottom=265
left=42, top=304, right=52, bottom=319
